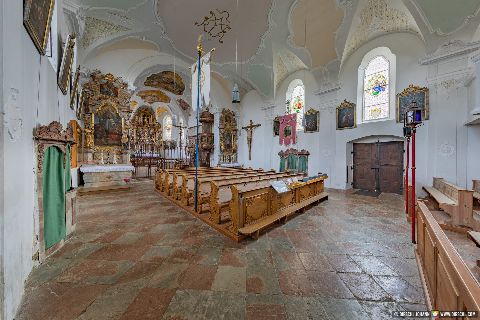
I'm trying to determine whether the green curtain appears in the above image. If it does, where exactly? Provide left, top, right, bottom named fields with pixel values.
left=65, top=145, right=71, bottom=191
left=287, top=154, right=297, bottom=171
left=279, top=156, right=286, bottom=172
left=298, top=155, right=308, bottom=174
left=43, top=146, right=66, bottom=249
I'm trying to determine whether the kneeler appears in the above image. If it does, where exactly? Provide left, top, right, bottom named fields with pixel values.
left=43, top=146, right=66, bottom=249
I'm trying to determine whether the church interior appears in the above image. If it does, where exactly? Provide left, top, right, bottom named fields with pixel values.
left=2, top=0, right=480, bottom=319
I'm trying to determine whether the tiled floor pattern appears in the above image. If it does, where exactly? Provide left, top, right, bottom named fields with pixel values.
left=15, top=181, right=426, bottom=319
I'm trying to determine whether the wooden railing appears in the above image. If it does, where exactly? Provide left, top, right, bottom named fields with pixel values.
left=416, top=201, right=480, bottom=312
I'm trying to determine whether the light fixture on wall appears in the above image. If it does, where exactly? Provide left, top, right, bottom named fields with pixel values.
left=232, top=83, right=240, bottom=103
left=231, top=0, right=241, bottom=104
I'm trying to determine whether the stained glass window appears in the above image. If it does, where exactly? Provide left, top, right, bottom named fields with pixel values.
left=286, top=80, right=305, bottom=130
left=363, top=56, right=389, bottom=121
left=163, top=115, right=173, bottom=140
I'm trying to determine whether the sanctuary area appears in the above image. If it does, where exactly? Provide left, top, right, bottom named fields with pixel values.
left=1, top=0, right=480, bottom=319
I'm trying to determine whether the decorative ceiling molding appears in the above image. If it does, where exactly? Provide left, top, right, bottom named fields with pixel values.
left=420, top=40, right=480, bottom=65
left=427, top=67, right=475, bottom=91
left=411, top=0, right=480, bottom=36
left=314, top=82, right=342, bottom=96
left=81, top=17, right=130, bottom=48
left=343, top=0, right=420, bottom=61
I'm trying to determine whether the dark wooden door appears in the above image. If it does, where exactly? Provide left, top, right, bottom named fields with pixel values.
left=378, top=142, right=404, bottom=194
left=353, top=143, right=377, bottom=191
left=353, top=141, right=404, bottom=193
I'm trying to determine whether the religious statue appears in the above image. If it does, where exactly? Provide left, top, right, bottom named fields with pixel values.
left=242, top=120, right=261, bottom=161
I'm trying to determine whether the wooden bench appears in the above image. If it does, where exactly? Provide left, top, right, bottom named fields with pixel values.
left=423, top=177, right=478, bottom=230
left=208, top=173, right=304, bottom=222
left=468, top=231, right=480, bottom=248
left=473, top=180, right=480, bottom=203
left=158, top=168, right=262, bottom=195
left=179, top=170, right=276, bottom=204
left=230, top=176, right=328, bottom=238
left=416, top=201, right=480, bottom=312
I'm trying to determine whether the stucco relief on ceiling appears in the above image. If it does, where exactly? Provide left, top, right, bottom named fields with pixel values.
left=81, top=17, right=129, bottom=48
left=343, top=0, right=420, bottom=60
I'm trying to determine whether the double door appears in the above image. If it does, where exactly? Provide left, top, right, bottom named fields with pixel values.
left=353, top=141, right=404, bottom=194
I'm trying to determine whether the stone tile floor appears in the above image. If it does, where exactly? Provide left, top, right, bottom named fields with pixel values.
left=15, top=181, right=426, bottom=320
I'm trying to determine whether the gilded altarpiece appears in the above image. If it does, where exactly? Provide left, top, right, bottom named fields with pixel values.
left=219, top=109, right=238, bottom=164
left=80, top=71, right=132, bottom=164
left=130, top=106, right=162, bottom=154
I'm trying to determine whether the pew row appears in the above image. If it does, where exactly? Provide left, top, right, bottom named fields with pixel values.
left=153, top=167, right=328, bottom=241
left=230, top=176, right=328, bottom=238
left=423, top=177, right=480, bottom=231
left=415, top=201, right=480, bottom=312
left=208, top=172, right=305, bottom=223
left=156, top=167, right=262, bottom=194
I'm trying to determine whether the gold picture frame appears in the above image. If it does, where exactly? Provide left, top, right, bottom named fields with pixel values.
left=304, top=108, right=319, bottom=133
left=58, top=34, right=76, bottom=95
left=23, top=0, right=55, bottom=55
left=336, top=100, right=356, bottom=130
left=70, top=65, right=80, bottom=109
left=396, top=85, right=429, bottom=123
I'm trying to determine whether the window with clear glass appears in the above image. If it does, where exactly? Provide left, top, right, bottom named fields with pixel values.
left=286, top=80, right=305, bottom=130
left=363, top=56, right=389, bottom=121
left=163, top=115, right=173, bottom=140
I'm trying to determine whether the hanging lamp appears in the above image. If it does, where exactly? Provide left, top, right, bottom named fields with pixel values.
left=232, top=0, right=241, bottom=104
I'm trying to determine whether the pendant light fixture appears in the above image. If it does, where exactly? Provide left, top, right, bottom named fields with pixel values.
left=232, top=0, right=241, bottom=104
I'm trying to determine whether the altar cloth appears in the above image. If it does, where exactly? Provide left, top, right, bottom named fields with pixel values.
left=80, top=165, right=134, bottom=173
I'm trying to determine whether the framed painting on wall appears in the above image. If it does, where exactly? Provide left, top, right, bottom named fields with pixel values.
left=23, top=0, right=55, bottom=55
left=336, top=100, right=356, bottom=130
left=58, top=34, right=76, bottom=95
left=396, top=85, right=429, bottom=123
left=70, top=65, right=80, bottom=109
left=304, top=108, right=319, bottom=133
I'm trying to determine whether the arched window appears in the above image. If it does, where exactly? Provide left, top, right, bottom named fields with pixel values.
left=286, top=79, right=305, bottom=130
left=178, top=118, right=185, bottom=141
left=362, top=56, right=390, bottom=121
left=163, top=115, right=173, bottom=140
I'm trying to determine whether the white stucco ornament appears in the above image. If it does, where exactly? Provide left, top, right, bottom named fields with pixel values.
left=4, top=88, right=23, bottom=141
left=439, top=143, right=455, bottom=157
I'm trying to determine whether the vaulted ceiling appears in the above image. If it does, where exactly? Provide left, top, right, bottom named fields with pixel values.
left=64, top=0, right=480, bottom=99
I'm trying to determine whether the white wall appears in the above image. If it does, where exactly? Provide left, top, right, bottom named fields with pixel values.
left=1, top=0, right=76, bottom=318
left=237, top=32, right=480, bottom=193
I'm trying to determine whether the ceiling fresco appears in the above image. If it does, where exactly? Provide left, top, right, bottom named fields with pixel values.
left=144, top=71, right=186, bottom=96
left=137, top=90, right=171, bottom=104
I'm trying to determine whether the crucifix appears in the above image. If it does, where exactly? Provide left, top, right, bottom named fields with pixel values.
left=242, top=120, right=261, bottom=160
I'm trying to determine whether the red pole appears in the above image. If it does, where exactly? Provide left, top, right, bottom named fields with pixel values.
left=405, top=137, right=410, bottom=215
left=411, top=129, right=416, bottom=244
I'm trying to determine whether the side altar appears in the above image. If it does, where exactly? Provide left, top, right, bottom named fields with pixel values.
left=78, top=71, right=134, bottom=189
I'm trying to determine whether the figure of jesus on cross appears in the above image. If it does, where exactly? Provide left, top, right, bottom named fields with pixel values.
left=242, top=120, right=261, bottom=161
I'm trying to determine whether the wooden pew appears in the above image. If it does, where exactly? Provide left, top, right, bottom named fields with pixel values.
left=208, top=173, right=305, bottom=222
left=167, top=169, right=264, bottom=198
left=416, top=201, right=480, bottom=312
left=180, top=170, right=281, bottom=206
left=229, top=176, right=328, bottom=238
left=423, top=177, right=478, bottom=230
left=157, top=168, right=262, bottom=195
